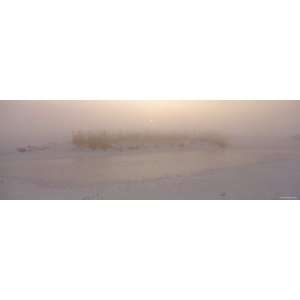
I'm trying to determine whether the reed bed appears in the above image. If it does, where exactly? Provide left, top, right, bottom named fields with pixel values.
left=71, top=130, right=228, bottom=150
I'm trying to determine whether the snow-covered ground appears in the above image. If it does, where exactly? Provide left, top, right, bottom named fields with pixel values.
left=1, top=139, right=300, bottom=199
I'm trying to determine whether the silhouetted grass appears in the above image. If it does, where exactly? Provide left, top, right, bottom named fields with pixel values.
left=72, top=130, right=229, bottom=150
left=72, top=131, right=112, bottom=150
left=196, top=133, right=229, bottom=149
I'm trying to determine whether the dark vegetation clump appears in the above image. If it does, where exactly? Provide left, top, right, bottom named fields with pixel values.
left=72, top=131, right=112, bottom=150
left=197, top=133, right=229, bottom=149
left=71, top=130, right=229, bottom=151
left=17, top=145, right=49, bottom=153
left=292, top=134, right=300, bottom=141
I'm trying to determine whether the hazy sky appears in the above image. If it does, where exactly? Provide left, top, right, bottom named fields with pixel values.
left=1, top=101, right=300, bottom=146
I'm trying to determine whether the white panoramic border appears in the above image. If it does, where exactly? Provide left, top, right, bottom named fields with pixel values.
left=0, top=0, right=299, bottom=100
left=1, top=200, right=300, bottom=300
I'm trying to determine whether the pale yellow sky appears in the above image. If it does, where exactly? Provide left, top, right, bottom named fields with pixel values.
left=0, top=101, right=300, bottom=146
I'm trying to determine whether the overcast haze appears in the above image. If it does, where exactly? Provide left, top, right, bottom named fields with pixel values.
left=1, top=101, right=300, bottom=148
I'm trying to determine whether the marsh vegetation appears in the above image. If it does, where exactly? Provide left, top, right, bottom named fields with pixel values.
left=71, top=130, right=229, bottom=150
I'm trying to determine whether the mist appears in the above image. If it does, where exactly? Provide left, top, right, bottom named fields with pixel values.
left=1, top=101, right=300, bottom=149
left=2, top=100, right=300, bottom=199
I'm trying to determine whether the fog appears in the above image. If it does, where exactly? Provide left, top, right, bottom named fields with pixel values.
left=1, top=101, right=300, bottom=148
